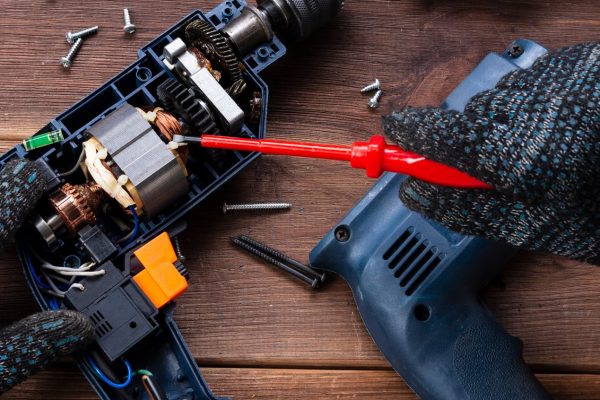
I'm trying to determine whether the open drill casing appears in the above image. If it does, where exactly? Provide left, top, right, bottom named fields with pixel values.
left=310, top=39, right=553, bottom=399
left=8, top=1, right=329, bottom=398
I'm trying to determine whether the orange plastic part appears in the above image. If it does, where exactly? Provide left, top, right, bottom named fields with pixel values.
left=133, top=232, right=188, bottom=309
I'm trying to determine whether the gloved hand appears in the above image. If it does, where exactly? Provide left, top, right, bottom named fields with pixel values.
left=0, top=159, right=94, bottom=394
left=383, top=42, right=599, bottom=264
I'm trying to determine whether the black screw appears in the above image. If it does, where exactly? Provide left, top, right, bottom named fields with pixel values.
left=232, top=237, right=320, bottom=288
left=508, top=43, right=524, bottom=58
left=237, top=235, right=327, bottom=283
left=334, top=226, right=350, bottom=242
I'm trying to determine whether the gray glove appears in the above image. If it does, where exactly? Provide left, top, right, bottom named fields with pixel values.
left=0, top=159, right=94, bottom=394
left=383, top=42, right=599, bottom=264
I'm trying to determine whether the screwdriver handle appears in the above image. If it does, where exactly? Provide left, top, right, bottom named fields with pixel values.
left=199, top=134, right=492, bottom=189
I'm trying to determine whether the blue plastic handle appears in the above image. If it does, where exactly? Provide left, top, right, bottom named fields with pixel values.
left=310, top=39, right=553, bottom=399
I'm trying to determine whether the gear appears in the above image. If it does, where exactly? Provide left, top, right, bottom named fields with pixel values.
left=184, top=19, right=246, bottom=96
left=156, top=78, right=220, bottom=135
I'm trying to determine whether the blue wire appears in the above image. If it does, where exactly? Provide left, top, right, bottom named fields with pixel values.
left=122, top=206, right=139, bottom=246
left=86, top=356, right=133, bottom=389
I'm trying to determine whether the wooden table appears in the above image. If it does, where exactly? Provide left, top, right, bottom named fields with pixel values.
left=1, top=1, right=599, bottom=398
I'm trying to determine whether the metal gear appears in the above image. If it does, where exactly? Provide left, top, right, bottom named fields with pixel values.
left=184, top=19, right=246, bottom=96
left=156, top=78, right=220, bottom=135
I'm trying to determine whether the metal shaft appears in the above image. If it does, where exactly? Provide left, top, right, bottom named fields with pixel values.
left=232, top=237, right=319, bottom=288
left=237, top=235, right=326, bottom=283
left=124, top=8, right=132, bottom=25
left=361, top=79, right=380, bottom=93
left=222, top=202, right=292, bottom=214
left=66, top=26, right=99, bottom=44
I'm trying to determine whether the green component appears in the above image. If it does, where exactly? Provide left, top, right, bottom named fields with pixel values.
left=22, top=130, right=64, bottom=151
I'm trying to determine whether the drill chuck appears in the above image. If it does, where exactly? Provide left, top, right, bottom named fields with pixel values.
left=222, top=0, right=343, bottom=56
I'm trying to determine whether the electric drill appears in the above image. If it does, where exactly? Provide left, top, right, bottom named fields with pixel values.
left=310, top=39, right=553, bottom=400
left=6, top=0, right=343, bottom=398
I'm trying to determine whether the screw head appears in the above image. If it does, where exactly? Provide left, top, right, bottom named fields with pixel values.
left=65, top=31, right=75, bottom=44
left=60, top=57, right=72, bottom=69
left=221, top=202, right=229, bottom=214
left=368, top=98, right=379, bottom=109
left=124, top=23, right=136, bottom=34
left=508, top=43, right=524, bottom=58
left=334, top=226, right=350, bottom=242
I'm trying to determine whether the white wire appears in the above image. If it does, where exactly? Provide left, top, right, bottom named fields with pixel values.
left=41, top=263, right=105, bottom=277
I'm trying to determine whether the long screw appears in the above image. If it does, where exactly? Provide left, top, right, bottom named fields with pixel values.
left=60, top=38, right=84, bottom=69
left=123, top=8, right=136, bottom=34
left=66, top=26, right=99, bottom=44
left=222, top=202, right=292, bottom=214
left=237, top=235, right=326, bottom=283
left=232, top=237, right=319, bottom=288
left=360, top=78, right=381, bottom=93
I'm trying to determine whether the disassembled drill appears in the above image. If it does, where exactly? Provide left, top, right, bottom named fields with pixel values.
left=6, top=1, right=343, bottom=399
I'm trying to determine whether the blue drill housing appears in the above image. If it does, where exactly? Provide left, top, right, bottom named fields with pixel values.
left=6, top=1, right=292, bottom=399
left=310, top=40, right=553, bottom=400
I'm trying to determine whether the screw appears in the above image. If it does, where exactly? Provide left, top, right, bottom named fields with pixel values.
left=65, top=26, right=99, bottom=44
left=222, top=202, right=292, bottom=214
left=368, top=90, right=382, bottom=109
left=508, top=42, right=524, bottom=58
left=237, top=235, right=327, bottom=283
left=232, top=237, right=319, bottom=288
left=173, top=236, right=186, bottom=262
left=360, top=78, right=381, bottom=93
left=123, top=8, right=136, bottom=34
left=335, top=226, right=350, bottom=242
left=60, top=38, right=84, bottom=69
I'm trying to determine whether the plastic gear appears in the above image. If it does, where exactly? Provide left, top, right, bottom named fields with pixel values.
left=156, top=78, right=220, bottom=135
left=184, top=19, right=246, bottom=96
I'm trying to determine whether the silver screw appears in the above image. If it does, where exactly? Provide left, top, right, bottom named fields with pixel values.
left=66, top=26, right=99, bottom=44
left=123, top=8, right=136, bottom=34
left=173, top=237, right=186, bottom=262
left=222, top=202, right=292, bottom=214
left=368, top=90, right=383, bottom=109
left=360, top=78, right=381, bottom=93
left=60, top=38, right=84, bottom=69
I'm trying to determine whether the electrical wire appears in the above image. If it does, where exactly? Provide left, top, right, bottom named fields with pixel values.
left=119, top=206, right=139, bottom=246
left=87, top=356, right=133, bottom=389
left=134, top=369, right=154, bottom=377
left=58, top=147, right=86, bottom=177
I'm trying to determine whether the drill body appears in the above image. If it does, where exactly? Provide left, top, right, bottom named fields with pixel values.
left=310, top=39, right=553, bottom=399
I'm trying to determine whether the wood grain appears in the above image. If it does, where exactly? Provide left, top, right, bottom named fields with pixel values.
left=1, top=0, right=600, bottom=398
left=4, top=367, right=600, bottom=400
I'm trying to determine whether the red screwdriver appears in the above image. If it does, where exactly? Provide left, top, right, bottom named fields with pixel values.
left=173, top=134, right=492, bottom=189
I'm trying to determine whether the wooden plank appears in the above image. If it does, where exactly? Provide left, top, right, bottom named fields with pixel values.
left=4, top=367, right=600, bottom=400
left=1, top=0, right=600, bottom=398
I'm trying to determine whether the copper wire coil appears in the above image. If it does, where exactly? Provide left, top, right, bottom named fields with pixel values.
left=140, top=107, right=189, bottom=162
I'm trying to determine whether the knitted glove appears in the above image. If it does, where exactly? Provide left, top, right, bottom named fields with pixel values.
left=0, top=159, right=95, bottom=393
left=0, top=311, right=94, bottom=393
left=0, top=159, right=47, bottom=249
left=383, top=42, right=599, bottom=264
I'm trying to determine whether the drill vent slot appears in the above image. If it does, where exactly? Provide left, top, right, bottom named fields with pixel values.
left=90, top=310, right=113, bottom=338
left=383, top=228, right=443, bottom=296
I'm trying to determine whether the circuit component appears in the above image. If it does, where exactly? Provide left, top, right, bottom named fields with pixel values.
left=32, top=183, right=104, bottom=247
left=64, top=260, right=159, bottom=361
left=132, top=232, right=188, bottom=309
left=87, top=103, right=189, bottom=217
left=22, top=129, right=64, bottom=151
